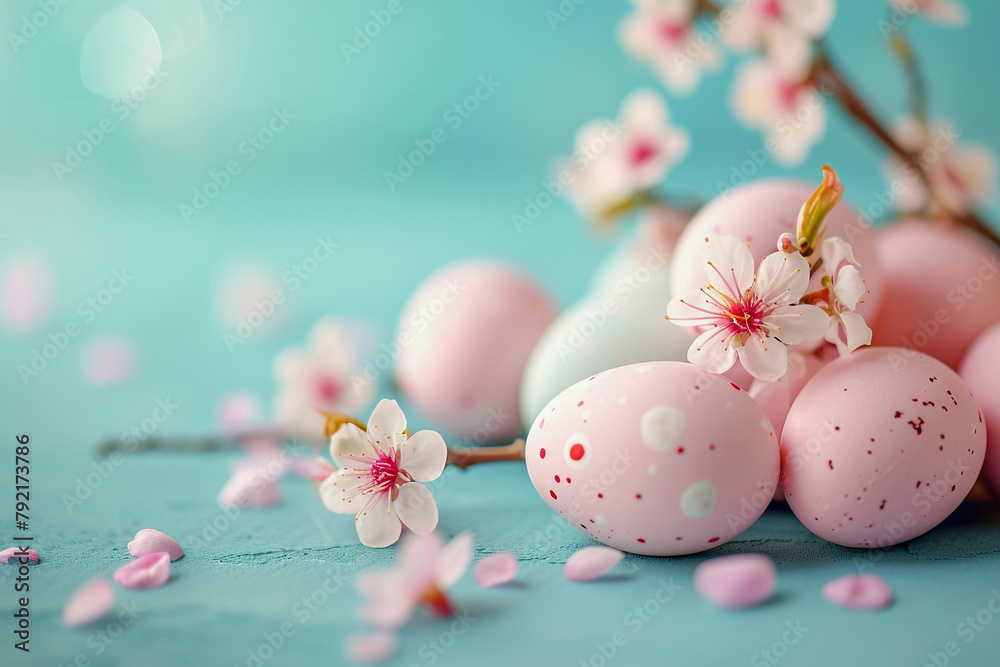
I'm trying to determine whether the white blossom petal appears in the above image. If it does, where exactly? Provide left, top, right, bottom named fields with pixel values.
left=755, top=251, right=810, bottom=305
left=738, top=335, right=789, bottom=382
left=330, top=423, right=371, bottom=469
left=820, top=236, right=859, bottom=272
left=356, top=497, right=402, bottom=548
left=688, top=327, right=740, bottom=375
left=839, top=311, right=873, bottom=355
left=765, top=304, right=831, bottom=345
left=399, top=430, right=448, bottom=482
left=833, top=265, right=866, bottom=311
left=367, top=399, right=407, bottom=448
left=319, top=470, right=365, bottom=515
left=702, top=235, right=755, bottom=293
left=394, top=484, right=439, bottom=536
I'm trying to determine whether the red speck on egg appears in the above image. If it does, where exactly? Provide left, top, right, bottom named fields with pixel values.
left=566, top=477, right=572, bottom=484
left=598, top=493, right=604, bottom=499
left=577, top=400, right=584, bottom=407
left=554, top=475, right=560, bottom=483
left=707, top=537, right=720, bottom=543
left=709, top=443, right=716, bottom=450
left=730, top=382, right=741, bottom=391
left=539, top=448, right=546, bottom=459
left=637, top=538, right=646, bottom=544
left=549, top=490, right=557, bottom=500
left=677, top=447, right=685, bottom=454
left=569, top=443, right=585, bottom=461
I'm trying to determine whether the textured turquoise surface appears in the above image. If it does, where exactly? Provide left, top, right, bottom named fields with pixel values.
left=2, top=0, right=1000, bottom=665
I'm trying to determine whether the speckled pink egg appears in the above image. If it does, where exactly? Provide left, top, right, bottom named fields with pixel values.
left=670, top=179, right=883, bottom=324
left=781, top=347, right=986, bottom=548
left=959, top=322, right=1000, bottom=496
left=526, top=362, right=780, bottom=556
left=871, top=221, right=1000, bottom=369
left=395, top=260, right=557, bottom=441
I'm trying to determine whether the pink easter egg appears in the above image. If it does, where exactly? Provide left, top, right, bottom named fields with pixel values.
left=781, top=347, right=986, bottom=548
left=671, top=179, right=883, bottom=325
left=871, top=221, right=1000, bottom=369
left=395, top=260, right=556, bottom=440
left=526, top=362, right=780, bottom=556
left=959, top=321, right=1000, bottom=496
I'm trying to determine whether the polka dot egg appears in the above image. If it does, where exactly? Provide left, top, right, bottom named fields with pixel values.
left=526, top=361, right=780, bottom=556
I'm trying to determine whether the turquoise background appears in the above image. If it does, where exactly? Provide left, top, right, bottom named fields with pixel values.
left=1, top=0, right=999, bottom=665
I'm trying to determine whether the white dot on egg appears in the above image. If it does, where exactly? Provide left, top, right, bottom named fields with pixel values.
left=619, top=396, right=628, bottom=405
left=636, top=365, right=653, bottom=374
left=582, top=409, right=592, bottom=421
left=640, top=406, right=686, bottom=451
left=680, top=480, right=717, bottom=518
left=648, top=464, right=658, bottom=476
left=595, top=515, right=609, bottom=526
left=725, top=402, right=735, bottom=410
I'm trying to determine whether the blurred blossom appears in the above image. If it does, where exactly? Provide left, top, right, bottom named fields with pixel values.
left=562, top=90, right=689, bottom=219
left=888, top=0, right=967, bottom=26
left=212, top=259, right=287, bottom=336
left=618, top=0, right=722, bottom=96
left=883, top=117, right=998, bottom=216
left=730, top=59, right=826, bottom=165
left=1, top=256, right=53, bottom=333
left=272, top=319, right=375, bottom=441
left=81, top=336, right=137, bottom=386
left=724, top=0, right=834, bottom=79
left=80, top=7, right=163, bottom=100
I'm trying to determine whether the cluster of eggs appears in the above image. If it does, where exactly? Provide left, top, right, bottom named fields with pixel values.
left=392, top=180, right=1000, bottom=556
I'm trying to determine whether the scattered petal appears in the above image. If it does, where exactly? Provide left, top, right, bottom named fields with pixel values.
left=564, top=546, right=624, bottom=582
left=345, top=631, right=398, bottom=664
left=113, top=552, right=171, bottom=589
left=1, top=256, right=53, bottom=333
left=436, top=532, right=474, bottom=589
left=62, top=578, right=115, bottom=627
left=0, top=547, right=39, bottom=564
left=127, top=529, right=184, bottom=561
left=81, top=336, right=137, bottom=386
left=218, top=467, right=282, bottom=508
left=694, top=554, right=776, bottom=609
left=473, top=553, right=519, bottom=588
left=822, top=574, right=893, bottom=610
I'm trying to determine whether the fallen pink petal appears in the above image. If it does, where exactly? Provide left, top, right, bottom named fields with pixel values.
left=0, top=547, right=39, bottom=564
left=473, top=552, right=519, bottom=588
left=693, top=554, right=776, bottom=609
left=563, top=546, right=624, bottom=582
left=218, top=467, right=282, bottom=508
left=345, top=631, right=398, bottom=664
left=1, top=256, right=53, bottom=333
left=113, top=552, right=171, bottom=589
left=63, top=577, right=115, bottom=627
left=128, top=529, right=184, bottom=562
left=81, top=336, right=137, bottom=386
left=822, top=574, right=893, bottom=610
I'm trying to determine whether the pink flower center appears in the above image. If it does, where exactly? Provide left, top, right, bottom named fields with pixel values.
left=777, top=80, right=799, bottom=110
left=368, top=449, right=402, bottom=490
left=759, top=0, right=782, bottom=19
left=628, top=140, right=659, bottom=167
left=656, top=21, right=686, bottom=44
left=722, top=292, right=766, bottom=336
left=312, top=374, right=342, bottom=404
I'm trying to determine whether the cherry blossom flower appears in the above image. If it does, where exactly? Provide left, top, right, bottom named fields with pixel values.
left=355, top=531, right=473, bottom=628
left=731, top=59, right=827, bottom=165
left=724, top=0, right=835, bottom=78
left=666, top=235, right=830, bottom=382
left=889, top=0, right=967, bottom=26
left=618, top=0, right=723, bottom=95
left=562, top=89, right=690, bottom=220
left=272, top=319, right=375, bottom=441
left=883, top=117, right=997, bottom=216
left=320, top=400, right=447, bottom=548
left=817, top=237, right=872, bottom=355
